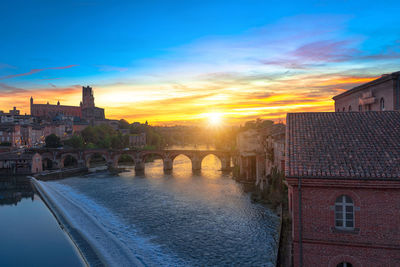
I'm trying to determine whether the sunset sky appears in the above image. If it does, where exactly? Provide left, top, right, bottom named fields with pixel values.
left=1, top=0, right=399, bottom=125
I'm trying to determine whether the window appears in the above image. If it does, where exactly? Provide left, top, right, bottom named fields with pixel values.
left=337, top=262, right=353, bottom=267
left=337, top=108, right=340, bottom=112
left=358, top=105, right=362, bottom=112
left=342, top=107, right=345, bottom=112
left=335, top=195, right=354, bottom=229
left=348, top=105, right=352, bottom=112
left=380, top=98, right=385, bottom=111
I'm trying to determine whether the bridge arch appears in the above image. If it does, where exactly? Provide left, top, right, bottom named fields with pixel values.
left=61, top=153, right=79, bottom=168
left=85, top=152, right=108, bottom=168
left=200, top=153, right=222, bottom=171
left=200, top=152, right=231, bottom=171
left=170, top=154, right=193, bottom=171
left=113, top=153, right=135, bottom=168
left=41, top=152, right=55, bottom=170
left=140, top=152, right=166, bottom=173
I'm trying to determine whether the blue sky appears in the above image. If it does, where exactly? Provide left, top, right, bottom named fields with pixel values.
left=0, top=0, right=399, bottom=123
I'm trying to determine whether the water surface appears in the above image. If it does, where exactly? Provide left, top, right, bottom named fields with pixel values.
left=0, top=177, right=84, bottom=267
left=45, top=155, right=279, bottom=266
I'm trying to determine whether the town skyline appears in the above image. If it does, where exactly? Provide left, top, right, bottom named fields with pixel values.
left=1, top=0, right=400, bottom=125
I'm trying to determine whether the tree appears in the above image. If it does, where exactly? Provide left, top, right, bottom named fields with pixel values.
left=45, top=134, right=61, bottom=148
left=64, top=135, right=84, bottom=148
left=119, top=119, right=130, bottom=129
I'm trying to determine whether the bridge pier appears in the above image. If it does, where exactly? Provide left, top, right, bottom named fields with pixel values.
left=163, top=158, right=173, bottom=171
left=134, top=159, right=145, bottom=172
left=220, top=156, right=231, bottom=171
left=192, top=158, right=201, bottom=171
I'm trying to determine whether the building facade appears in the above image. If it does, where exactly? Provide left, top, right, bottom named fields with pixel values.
left=30, top=86, right=105, bottom=123
left=129, top=132, right=146, bottom=148
left=333, top=71, right=400, bottom=112
left=286, top=112, right=400, bottom=267
left=0, top=124, right=21, bottom=147
left=0, top=152, right=42, bottom=174
left=236, top=123, right=285, bottom=189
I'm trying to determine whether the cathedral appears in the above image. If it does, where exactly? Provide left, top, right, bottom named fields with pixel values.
left=30, top=86, right=105, bottom=123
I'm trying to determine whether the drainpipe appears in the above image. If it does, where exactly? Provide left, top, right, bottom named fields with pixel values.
left=298, top=177, right=303, bottom=267
left=397, top=75, right=400, bottom=110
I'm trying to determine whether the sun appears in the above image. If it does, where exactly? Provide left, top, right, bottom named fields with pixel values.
left=207, top=112, right=223, bottom=126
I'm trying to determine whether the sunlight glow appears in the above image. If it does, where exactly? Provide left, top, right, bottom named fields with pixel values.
left=207, top=112, right=223, bottom=126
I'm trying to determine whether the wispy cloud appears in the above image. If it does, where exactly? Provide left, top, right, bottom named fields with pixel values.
left=0, top=65, right=78, bottom=80
left=1, top=15, right=398, bottom=125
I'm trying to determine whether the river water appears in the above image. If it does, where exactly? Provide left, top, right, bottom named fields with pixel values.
left=0, top=177, right=84, bottom=267
left=40, top=154, right=279, bottom=266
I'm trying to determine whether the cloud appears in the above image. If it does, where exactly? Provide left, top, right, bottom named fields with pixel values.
left=1, top=15, right=398, bottom=125
left=0, top=65, right=78, bottom=80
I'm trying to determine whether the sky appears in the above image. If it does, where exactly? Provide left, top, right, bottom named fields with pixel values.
left=0, top=0, right=399, bottom=125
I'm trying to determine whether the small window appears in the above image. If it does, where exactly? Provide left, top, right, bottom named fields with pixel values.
left=358, top=105, right=362, bottom=112
left=380, top=98, right=385, bottom=111
left=337, top=262, right=353, bottom=267
left=348, top=105, right=352, bottom=112
left=337, top=108, right=340, bottom=112
left=342, top=107, right=345, bottom=112
left=335, top=195, right=354, bottom=229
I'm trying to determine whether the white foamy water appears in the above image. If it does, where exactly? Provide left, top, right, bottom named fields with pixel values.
left=37, top=180, right=185, bottom=267
left=36, top=155, right=279, bottom=266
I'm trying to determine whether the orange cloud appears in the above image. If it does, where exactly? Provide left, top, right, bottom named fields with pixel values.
left=0, top=73, right=381, bottom=125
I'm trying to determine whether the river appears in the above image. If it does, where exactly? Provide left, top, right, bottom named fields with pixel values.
left=0, top=177, right=85, bottom=267
left=39, top=154, right=279, bottom=266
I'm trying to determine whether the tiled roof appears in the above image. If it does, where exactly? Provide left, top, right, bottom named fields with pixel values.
left=286, top=112, right=400, bottom=180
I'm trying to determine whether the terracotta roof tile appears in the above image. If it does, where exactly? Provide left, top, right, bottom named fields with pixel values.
left=286, top=112, right=400, bottom=180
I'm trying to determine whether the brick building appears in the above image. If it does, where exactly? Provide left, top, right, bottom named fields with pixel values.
left=0, top=124, right=21, bottom=147
left=333, top=71, right=400, bottom=112
left=0, top=152, right=42, bottom=174
left=286, top=112, right=400, bottom=267
left=30, top=86, right=105, bottom=123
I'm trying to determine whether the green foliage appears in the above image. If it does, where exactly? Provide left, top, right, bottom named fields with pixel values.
left=64, top=134, right=84, bottom=148
left=118, top=154, right=134, bottom=163
left=119, top=119, right=130, bottom=129
left=66, top=124, right=130, bottom=149
left=45, top=134, right=61, bottom=148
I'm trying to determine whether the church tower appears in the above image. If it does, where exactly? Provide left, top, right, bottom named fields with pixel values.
left=30, top=96, right=33, bottom=115
left=82, top=86, right=95, bottom=109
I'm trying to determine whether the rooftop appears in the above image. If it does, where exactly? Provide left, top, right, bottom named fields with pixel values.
left=286, top=111, right=400, bottom=180
left=332, top=71, right=400, bottom=100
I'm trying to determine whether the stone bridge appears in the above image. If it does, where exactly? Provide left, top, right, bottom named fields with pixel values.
left=30, top=148, right=233, bottom=172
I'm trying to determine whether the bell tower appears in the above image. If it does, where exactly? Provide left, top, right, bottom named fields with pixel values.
left=82, top=86, right=95, bottom=109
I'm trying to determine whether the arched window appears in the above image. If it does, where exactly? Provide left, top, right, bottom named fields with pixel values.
left=342, top=107, right=345, bottom=112
left=348, top=105, right=352, bottom=112
left=337, top=262, right=353, bottom=267
left=380, top=98, right=385, bottom=111
left=337, top=108, right=340, bottom=112
left=358, top=105, right=362, bottom=112
left=335, top=195, right=354, bottom=229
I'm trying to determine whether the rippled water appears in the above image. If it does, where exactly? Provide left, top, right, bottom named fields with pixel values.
left=45, top=155, right=279, bottom=266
